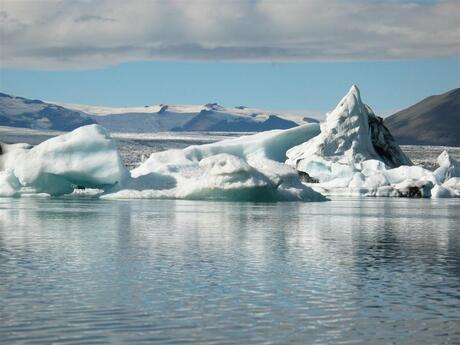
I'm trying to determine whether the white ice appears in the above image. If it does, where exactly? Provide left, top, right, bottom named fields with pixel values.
left=1, top=85, right=459, bottom=200
left=106, top=123, right=325, bottom=201
left=0, top=125, right=127, bottom=196
left=286, top=86, right=459, bottom=198
left=0, top=123, right=325, bottom=201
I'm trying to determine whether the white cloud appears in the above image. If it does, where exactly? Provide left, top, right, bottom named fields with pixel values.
left=0, top=0, right=459, bottom=70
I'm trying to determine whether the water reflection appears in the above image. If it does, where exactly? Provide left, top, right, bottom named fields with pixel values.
left=0, top=197, right=459, bottom=344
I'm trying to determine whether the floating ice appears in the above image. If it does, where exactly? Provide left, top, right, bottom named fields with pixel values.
left=0, top=125, right=127, bottom=196
left=434, top=150, right=460, bottom=182
left=286, top=86, right=459, bottom=198
left=106, top=123, right=326, bottom=201
left=286, top=86, right=411, bottom=180
left=1, top=85, right=459, bottom=200
left=0, top=123, right=325, bottom=201
left=430, top=151, right=460, bottom=198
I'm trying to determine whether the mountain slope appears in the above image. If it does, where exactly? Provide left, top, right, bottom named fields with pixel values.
left=0, top=93, right=95, bottom=131
left=173, top=109, right=298, bottom=131
left=0, top=92, right=311, bottom=133
left=57, top=101, right=309, bottom=133
left=385, top=88, right=460, bottom=146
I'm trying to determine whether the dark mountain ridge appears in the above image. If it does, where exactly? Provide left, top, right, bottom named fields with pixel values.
left=385, top=88, right=460, bottom=146
left=0, top=92, right=95, bottom=131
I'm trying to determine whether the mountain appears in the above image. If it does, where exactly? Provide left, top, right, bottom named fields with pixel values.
left=385, top=88, right=460, bottom=147
left=0, top=93, right=95, bottom=131
left=0, top=92, right=315, bottom=133
left=55, top=101, right=310, bottom=133
left=171, top=105, right=299, bottom=131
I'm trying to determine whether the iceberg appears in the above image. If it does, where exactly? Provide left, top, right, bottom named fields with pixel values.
left=431, top=151, right=460, bottom=198
left=0, top=123, right=326, bottom=201
left=0, top=125, right=127, bottom=196
left=1, top=85, right=459, bottom=200
left=433, top=150, right=460, bottom=183
left=286, top=86, right=459, bottom=198
left=286, top=86, right=412, bottom=180
left=107, top=123, right=326, bottom=201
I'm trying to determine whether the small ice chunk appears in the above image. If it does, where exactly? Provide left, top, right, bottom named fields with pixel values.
left=433, top=150, right=460, bottom=183
left=431, top=184, right=460, bottom=198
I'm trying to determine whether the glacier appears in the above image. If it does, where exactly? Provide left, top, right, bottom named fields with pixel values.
left=1, top=85, right=459, bottom=201
left=52, top=100, right=311, bottom=133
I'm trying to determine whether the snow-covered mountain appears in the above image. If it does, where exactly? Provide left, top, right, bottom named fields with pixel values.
left=57, top=101, right=313, bottom=132
left=0, top=93, right=95, bottom=131
left=0, top=92, right=317, bottom=132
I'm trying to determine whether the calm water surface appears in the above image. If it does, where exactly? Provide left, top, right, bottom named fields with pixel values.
left=1, top=197, right=459, bottom=344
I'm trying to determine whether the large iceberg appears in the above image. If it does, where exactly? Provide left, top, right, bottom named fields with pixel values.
left=286, top=86, right=459, bottom=198
left=286, top=86, right=411, bottom=180
left=0, top=123, right=326, bottom=201
left=107, top=123, right=325, bottom=201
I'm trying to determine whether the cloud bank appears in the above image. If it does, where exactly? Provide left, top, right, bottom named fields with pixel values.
left=1, top=0, right=459, bottom=70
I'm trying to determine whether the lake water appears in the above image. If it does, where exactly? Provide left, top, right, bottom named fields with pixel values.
left=1, top=196, right=459, bottom=344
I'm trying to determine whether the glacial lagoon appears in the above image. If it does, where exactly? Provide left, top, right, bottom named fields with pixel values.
left=1, top=196, right=459, bottom=344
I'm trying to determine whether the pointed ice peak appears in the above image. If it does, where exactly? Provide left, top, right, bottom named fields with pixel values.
left=327, top=85, right=363, bottom=118
left=341, top=84, right=362, bottom=107
left=437, top=150, right=451, bottom=167
left=327, top=85, right=365, bottom=121
left=349, top=84, right=360, bottom=97
left=286, top=85, right=412, bottom=176
left=434, top=150, right=459, bottom=183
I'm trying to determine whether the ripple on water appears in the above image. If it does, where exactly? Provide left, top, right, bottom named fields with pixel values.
left=0, top=197, right=459, bottom=344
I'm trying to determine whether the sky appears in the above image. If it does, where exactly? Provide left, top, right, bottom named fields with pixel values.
left=0, top=0, right=459, bottom=116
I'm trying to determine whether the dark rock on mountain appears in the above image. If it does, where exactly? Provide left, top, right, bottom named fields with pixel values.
left=0, top=92, right=95, bottom=131
left=157, top=104, right=168, bottom=114
left=1, top=92, right=304, bottom=133
left=302, top=117, right=319, bottom=123
left=175, top=111, right=298, bottom=132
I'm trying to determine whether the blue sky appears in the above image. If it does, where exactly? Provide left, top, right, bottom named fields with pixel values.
left=1, top=59, right=459, bottom=116
left=1, top=0, right=459, bottom=117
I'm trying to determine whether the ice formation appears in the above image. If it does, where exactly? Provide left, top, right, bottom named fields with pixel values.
left=286, top=86, right=411, bottom=180
left=0, top=123, right=325, bottom=201
left=0, top=125, right=127, bottom=196
left=286, top=86, right=459, bottom=198
left=1, top=85, right=459, bottom=200
left=106, top=123, right=325, bottom=201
